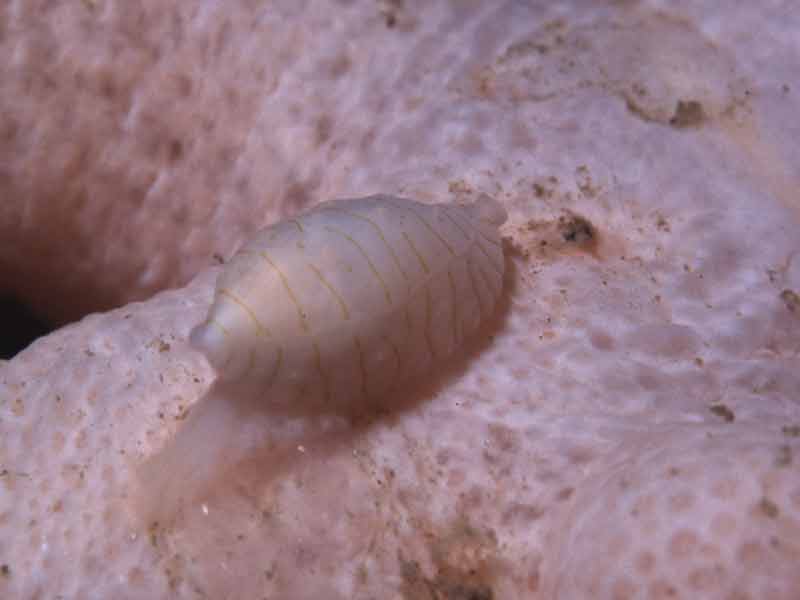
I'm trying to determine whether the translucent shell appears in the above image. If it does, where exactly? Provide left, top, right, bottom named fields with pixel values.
left=190, top=194, right=507, bottom=405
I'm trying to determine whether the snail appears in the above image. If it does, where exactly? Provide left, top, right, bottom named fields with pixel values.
left=134, top=194, right=507, bottom=525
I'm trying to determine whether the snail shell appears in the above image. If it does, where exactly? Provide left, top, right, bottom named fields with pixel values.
left=190, top=194, right=507, bottom=406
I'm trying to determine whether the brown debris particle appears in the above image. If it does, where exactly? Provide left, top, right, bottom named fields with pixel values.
left=148, top=522, right=160, bottom=548
left=709, top=403, right=735, bottom=423
left=400, top=559, right=494, bottom=600
left=758, top=497, right=780, bottom=519
left=167, top=139, right=184, bottom=163
left=164, top=554, right=186, bottom=592
left=283, top=181, right=314, bottom=213
left=398, top=517, right=500, bottom=600
left=532, top=176, right=558, bottom=199
left=378, top=0, right=415, bottom=31
left=669, top=100, right=706, bottom=129
left=782, top=425, right=800, bottom=437
left=556, top=487, right=575, bottom=502
left=448, top=180, right=474, bottom=196
left=11, top=397, right=25, bottom=417
left=379, top=0, right=402, bottom=28
left=774, top=445, right=793, bottom=468
left=780, top=289, right=799, bottom=313
left=575, top=165, right=601, bottom=198
left=558, top=214, right=595, bottom=245
left=655, top=213, right=671, bottom=232
left=513, top=206, right=611, bottom=261
left=313, top=115, right=333, bottom=147
left=0, top=564, right=9, bottom=577
left=624, top=95, right=659, bottom=124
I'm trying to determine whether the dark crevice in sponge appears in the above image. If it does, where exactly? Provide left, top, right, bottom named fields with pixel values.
left=0, top=294, right=54, bottom=359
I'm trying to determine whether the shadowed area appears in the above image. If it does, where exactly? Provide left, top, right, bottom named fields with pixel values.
left=0, top=295, right=54, bottom=359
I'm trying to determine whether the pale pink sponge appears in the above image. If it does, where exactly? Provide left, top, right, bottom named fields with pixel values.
left=544, top=429, right=800, bottom=598
left=0, top=1, right=799, bottom=598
